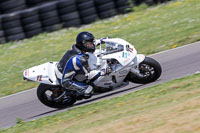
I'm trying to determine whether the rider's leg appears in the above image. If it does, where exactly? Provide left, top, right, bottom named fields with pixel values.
left=62, top=79, right=94, bottom=98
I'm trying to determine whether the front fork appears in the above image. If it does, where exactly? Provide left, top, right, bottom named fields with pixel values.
left=130, top=54, right=146, bottom=77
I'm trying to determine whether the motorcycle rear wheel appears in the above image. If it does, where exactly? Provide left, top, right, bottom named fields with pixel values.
left=127, top=57, right=162, bottom=84
left=37, top=84, right=76, bottom=108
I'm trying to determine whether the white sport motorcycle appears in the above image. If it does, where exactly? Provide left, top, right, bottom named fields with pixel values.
left=23, top=38, right=162, bottom=108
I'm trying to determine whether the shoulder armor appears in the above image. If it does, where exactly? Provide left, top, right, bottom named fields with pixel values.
left=79, top=55, right=88, bottom=66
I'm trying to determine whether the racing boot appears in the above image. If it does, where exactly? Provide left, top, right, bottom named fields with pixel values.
left=83, top=85, right=94, bottom=99
left=67, top=83, right=94, bottom=99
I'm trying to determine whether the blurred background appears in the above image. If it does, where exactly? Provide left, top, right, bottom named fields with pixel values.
left=0, top=0, right=172, bottom=44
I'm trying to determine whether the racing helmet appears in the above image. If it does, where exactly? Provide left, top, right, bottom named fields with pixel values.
left=76, top=31, right=95, bottom=53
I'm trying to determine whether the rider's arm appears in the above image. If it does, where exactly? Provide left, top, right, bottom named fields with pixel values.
left=61, top=57, right=76, bottom=88
left=77, top=55, right=104, bottom=82
left=61, top=55, right=103, bottom=87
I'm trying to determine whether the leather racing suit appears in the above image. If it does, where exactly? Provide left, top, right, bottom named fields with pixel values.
left=55, top=44, right=104, bottom=97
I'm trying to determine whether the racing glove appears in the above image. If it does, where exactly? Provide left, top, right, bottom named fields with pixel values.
left=102, top=66, right=112, bottom=75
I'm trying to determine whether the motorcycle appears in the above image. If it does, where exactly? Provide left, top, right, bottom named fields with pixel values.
left=23, top=38, right=162, bottom=108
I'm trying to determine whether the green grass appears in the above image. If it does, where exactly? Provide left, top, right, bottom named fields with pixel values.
left=1, top=73, right=200, bottom=133
left=0, top=0, right=200, bottom=97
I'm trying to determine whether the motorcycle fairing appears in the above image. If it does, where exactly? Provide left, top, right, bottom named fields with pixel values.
left=23, top=38, right=146, bottom=89
left=98, top=38, right=137, bottom=66
left=23, top=62, right=59, bottom=85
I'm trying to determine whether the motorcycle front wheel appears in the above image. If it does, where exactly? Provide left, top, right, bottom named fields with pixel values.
left=37, top=84, right=76, bottom=109
left=127, top=57, right=162, bottom=84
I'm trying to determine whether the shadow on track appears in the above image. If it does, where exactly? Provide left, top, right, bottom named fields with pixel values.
left=27, top=84, right=143, bottom=120
left=74, top=84, right=143, bottom=106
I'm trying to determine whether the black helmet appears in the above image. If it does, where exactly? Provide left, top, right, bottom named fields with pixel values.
left=76, top=31, right=95, bottom=53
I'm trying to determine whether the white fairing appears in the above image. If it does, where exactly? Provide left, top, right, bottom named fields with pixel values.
left=100, top=38, right=137, bottom=66
left=23, top=62, right=59, bottom=85
left=23, top=38, right=145, bottom=89
left=86, top=38, right=144, bottom=88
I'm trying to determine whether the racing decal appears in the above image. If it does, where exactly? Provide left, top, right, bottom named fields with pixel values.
left=37, top=75, right=42, bottom=81
left=122, top=52, right=128, bottom=58
left=25, top=70, right=29, bottom=76
left=126, top=45, right=133, bottom=53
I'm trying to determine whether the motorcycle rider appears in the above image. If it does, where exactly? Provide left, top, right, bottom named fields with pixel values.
left=55, top=31, right=110, bottom=98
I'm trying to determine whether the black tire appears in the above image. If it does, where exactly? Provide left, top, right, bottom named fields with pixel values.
left=0, top=19, right=2, bottom=30
left=3, top=5, right=27, bottom=14
left=20, top=7, right=39, bottom=18
left=37, top=84, right=76, bottom=108
left=6, top=33, right=25, bottom=41
left=60, top=11, right=80, bottom=22
left=25, top=28, right=42, bottom=38
left=21, top=15, right=40, bottom=25
left=63, top=18, right=81, bottom=27
left=77, top=1, right=94, bottom=11
left=58, top=4, right=77, bottom=15
left=0, top=0, right=25, bottom=11
left=127, top=57, right=162, bottom=84
left=116, top=0, right=130, bottom=7
left=117, top=5, right=131, bottom=14
left=0, top=24, right=2, bottom=31
left=40, top=10, right=59, bottom=20
left=0, top=0, right=8, bottom=3
left=79, top=7, right=97, bottom=17
left=97, top=2, right=116, bottom=12
left=77, top=0, right=93, bottom=4
left=23, top=21, right=42, bottom=31
left=145, top=0, right=155, bottom=6
left=133, top=0, right=144, bottom=5
left=4, top=27, right=23, bottom=36
left=2, top=13, right=20, bottom=22
left=26, top=0, right=43, bottom=5
left=81, top=14, right=98, bottom=24
left=57, top=0, right=76, bottom=9
left=99, top=9, right=117, bottom=19
left=0, top=37, right=6, bottom=44
left=3, top=20, right=21, bottom=29
left=94, top=0, right=113, bottom=5
left=38, top=2, right=58, bottom=13
left=43, top=24, right=62, bottom=32
left=0, top=30, right=4, bottom=37
left=41, top=17, right=60, bottom=27
left=153, top=0, right=167, bottom=4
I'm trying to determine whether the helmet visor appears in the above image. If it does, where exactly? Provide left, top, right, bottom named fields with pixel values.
left=83, top=40, right=95, bottom=52
left=85, top=41, right=94, bottom=48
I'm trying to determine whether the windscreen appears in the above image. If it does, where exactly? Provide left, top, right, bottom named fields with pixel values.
left=104, top=42, right=124, bottom=54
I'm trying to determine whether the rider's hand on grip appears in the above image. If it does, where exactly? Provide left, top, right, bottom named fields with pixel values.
left=102, top=66, right=112, bottom=75
left=106, top=66, right=112, bottom=75
left=94, top=39, right=101, bottom=46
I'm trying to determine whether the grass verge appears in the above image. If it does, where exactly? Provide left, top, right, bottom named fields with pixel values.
left=1, top=73, right=200, bottom=133
left=0, top=0, right=200, bottom=97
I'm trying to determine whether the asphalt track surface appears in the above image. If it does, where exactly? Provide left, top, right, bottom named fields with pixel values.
left=0, top=42, right=200, bottom=129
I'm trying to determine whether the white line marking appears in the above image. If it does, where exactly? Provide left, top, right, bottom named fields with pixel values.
left=195, top=71, right=200, bottom=74
left=0, top=88, right=36, bottom=100
left=149, top=41, right=200, bottom=57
